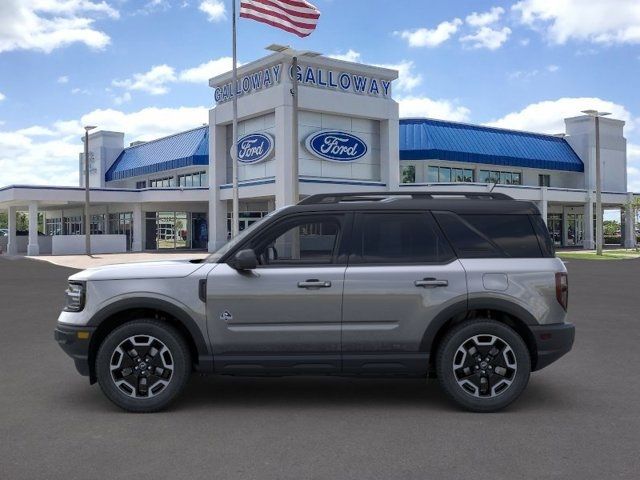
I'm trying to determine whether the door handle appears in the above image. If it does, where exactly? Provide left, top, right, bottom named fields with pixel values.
left=415, top=278, right=448, bottom=288
left=297, top=279, right=332, bottom=289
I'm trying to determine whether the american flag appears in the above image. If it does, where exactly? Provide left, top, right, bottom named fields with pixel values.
left=240, top=0, right=321, bottom=38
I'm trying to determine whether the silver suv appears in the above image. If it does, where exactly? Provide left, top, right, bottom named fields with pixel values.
left=55, top=192, right=574, bottom=413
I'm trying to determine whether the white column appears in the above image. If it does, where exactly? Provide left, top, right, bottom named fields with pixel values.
left=624, top=193, right=636, bottom=248
left=583, top=196, right=595, bottom=249
left=274, top=104, right=295, bottom=209
left=562, top=206, right=570, bottom=247
left=7, top=206, right=17, bottom=255
left=538, top=187, right=548, bottom=224
left=208, top=118, right=230, bottom=252
left=381, top=115, right=400, bottom=191
left=27, top=202, right=40, bottom=256
left=132, top=204, right=143, bottom=252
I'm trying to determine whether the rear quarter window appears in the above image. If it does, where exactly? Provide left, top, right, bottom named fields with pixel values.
left=434, top=212, right=545, bottom=258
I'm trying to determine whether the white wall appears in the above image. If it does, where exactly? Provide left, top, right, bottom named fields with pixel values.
left=81, top=131, right=125, bottom=188
left=52, top=234, right=126, bottom=255
left=565, top=116, right=627, bottom=193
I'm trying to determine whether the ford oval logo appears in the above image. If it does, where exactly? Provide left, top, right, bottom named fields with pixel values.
left=305, top=131, right=368, bottom=162
left=233, top=133, right=274, bottom=164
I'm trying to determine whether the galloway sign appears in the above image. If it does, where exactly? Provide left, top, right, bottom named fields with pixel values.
left=291, top=65, right=392, bottom=99
left=233, top=133, right=275, bottom=164
left=305, top=131, right=368, bottom=162
left=214, top=65, right=282, bottom=104
left=213, top=62, right=394, bottom=104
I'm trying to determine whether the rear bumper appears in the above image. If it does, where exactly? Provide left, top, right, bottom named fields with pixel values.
left=54, top=324, right=96, bottom=377
left=530, top=322, right=575, bottom=371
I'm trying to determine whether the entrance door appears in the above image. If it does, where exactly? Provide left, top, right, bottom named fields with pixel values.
left=207, top=212, right=350, bottom=374
left=341, top=212, right=467, bottom=374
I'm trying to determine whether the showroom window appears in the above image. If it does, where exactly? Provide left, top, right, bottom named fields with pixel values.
left=478, top=170, right=522, bottom=185
left=539, top=174, right=550, bottom=187
left=401, top=165, right=416, bottom=184
left=136, top=181, right=147, bottom=189
left=149, top=177, right=175, bottom=188
left=178, top=171, right=208, bottom=187
left=427, top=166, right=474, bottom=183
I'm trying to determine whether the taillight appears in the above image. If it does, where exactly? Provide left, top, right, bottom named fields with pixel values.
left=555, top=272, right=568, bottom=311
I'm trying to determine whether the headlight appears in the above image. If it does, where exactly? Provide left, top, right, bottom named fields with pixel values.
left=64, top=282, right=85, bottom=312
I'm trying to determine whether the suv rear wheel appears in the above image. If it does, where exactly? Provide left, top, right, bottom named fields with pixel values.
left=96, top=320, right=191, bottom=412
left=436, top=319, right=531, bottom=412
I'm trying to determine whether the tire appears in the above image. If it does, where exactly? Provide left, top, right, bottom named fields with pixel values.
left=436, top=319, right=531, bottom=413
left=96, top=320, right=191, bottom=413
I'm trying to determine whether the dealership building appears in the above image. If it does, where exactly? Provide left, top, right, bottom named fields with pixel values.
left=0, top=51, right=637, bottom=255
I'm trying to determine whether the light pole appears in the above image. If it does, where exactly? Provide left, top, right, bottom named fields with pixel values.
left=581, top=110, right=610, bottom=256
left=266, top=44, right=320, bottom=205
left=83, top=125, right=97, bottom=255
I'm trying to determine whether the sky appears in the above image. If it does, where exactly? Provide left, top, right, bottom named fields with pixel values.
left=0, top=0, right=639, bottom=191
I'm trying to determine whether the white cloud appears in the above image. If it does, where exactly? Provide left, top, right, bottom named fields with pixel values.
left=179, top=56, right=234, bottom=83
left=112, top=64, right=177, bottom=95
left=199, top=0, right=226, bottom=22
left=460, top=26, right=511, bottom=50
left=57, top=75, right=69, bottom=84
left=327, top=52, right=421, bottom=94
left=113, top=91, right=131, bottom=105
left=71, top=87, right=90, bottom=95
left=486, top=97, right=636, bottom=134
left=513, top=0, right=640, bottom=45
left=0, top=92, right=5, bottom=101
left=0, top=0, right=119, bottom=54
left=508, top=64, right=559, bottom=81
left=373, top=60, right=422, bottom=93
left=396, top=18, right=462, bottom=47
left=328, top=50, right=362, bottom=63
left=0, top=105, right=209, bottom=187
left=466, top=7, right=505, bottom=27
left=398, top=96, right=471, bottom=122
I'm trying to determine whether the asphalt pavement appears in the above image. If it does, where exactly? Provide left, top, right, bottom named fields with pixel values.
left=0, top=255, right=639, bottom=479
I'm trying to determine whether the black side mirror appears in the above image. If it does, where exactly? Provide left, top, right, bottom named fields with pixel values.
left=231, top=249, right=258, bottom=270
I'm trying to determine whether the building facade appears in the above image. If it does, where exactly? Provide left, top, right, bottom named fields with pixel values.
left=0, top=52, right=636, bottom=255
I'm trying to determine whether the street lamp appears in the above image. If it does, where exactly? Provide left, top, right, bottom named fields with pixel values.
left=266, top=44, right=321, bottom=205
left=83, top=125, right=97, bottom=255
left=581, top=110, right=611, bottom=256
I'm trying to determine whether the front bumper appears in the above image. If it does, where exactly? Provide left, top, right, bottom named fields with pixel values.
left=54, top=324, right=96, bottom=377
left=530, top=322, right=575, bottom=371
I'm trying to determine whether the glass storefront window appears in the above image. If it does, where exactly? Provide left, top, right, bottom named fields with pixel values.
left=401, top=165, right=416, bottom=184
left=439, top=167, right=452, bottom=182
left=109, top=212, right=133, bottom=250
left=145, top=211, right=207, bottom=250
left=427, top=166, right=439, bottom=183
left=479, top=169, right=521, bottom=185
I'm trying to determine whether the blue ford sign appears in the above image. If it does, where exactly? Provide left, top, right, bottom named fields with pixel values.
left=305, top=131, right=368, bottom=162
left=233, top=133, right=274, bottom=164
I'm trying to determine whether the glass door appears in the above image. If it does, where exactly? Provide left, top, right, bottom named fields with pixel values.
left=547, top=214, right=563, bottom=246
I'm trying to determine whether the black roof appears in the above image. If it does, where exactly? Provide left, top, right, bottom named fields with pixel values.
left=284, top=192, right=540, bottom=216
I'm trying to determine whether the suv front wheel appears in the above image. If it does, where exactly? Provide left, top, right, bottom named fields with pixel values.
left=436, top=319, right=531, bottom=412
left=96, top=320, right=191, bottom=412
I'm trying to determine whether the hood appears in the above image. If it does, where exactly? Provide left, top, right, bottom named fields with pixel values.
left=69, top=259, right=206, bottom=281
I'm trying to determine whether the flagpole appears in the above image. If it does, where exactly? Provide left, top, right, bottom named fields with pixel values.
left=291, top=55, right=299, bottom=204
left=231, top=0, right=240, bottom=238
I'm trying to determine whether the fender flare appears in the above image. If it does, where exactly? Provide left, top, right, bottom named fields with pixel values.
left=88, top=297, right=211, bottom=360
left=419, top=297, right=538, bottom=353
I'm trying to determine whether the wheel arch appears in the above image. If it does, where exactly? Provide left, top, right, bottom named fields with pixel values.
left=422, top=298, right=539, bottom=371
left=87, top=298, right=212, bottom=384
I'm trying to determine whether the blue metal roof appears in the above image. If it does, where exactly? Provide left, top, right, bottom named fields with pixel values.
left=105, top=126, right=209, bottom=181
left=399, top=118, right=584, bottom=172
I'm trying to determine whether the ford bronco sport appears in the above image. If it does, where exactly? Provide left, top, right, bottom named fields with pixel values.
left=55, top=192, right=574, bottom=412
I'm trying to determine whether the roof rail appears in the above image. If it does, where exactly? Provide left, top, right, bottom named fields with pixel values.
left=298, top=191, right=512, bottom=205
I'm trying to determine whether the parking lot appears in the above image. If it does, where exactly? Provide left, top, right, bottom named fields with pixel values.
left=1, top=255, right=639, bottom=480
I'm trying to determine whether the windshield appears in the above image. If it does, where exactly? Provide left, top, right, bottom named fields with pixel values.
left=206, top=208, right=285, bottom=263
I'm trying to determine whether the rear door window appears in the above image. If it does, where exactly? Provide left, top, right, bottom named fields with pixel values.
left=350, top=212, right=455, bottom=264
